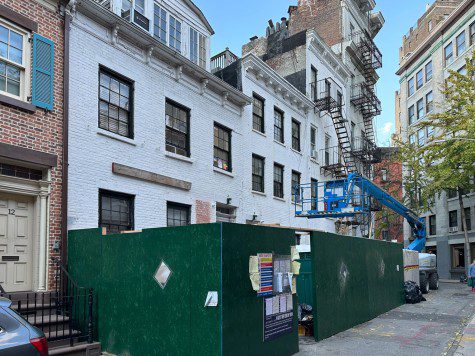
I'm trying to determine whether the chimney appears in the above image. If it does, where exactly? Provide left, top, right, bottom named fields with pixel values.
left=425, top=3, right=430, bottom=11
left=250, top=36, right=258, bottom=42
left=281, top=17, right=287, bottom=29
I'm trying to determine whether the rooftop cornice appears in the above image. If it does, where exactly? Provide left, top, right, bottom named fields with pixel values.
left=397, top=0, right=474, bottom=75
left=307, top=30, right=352, bottom=82
left=75, top=0, right=250, bottom=107
left=241, top=53, right=314, bottom=113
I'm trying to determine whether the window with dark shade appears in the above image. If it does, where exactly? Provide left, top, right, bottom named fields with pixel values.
left=274, top=108, right=284, bottom=143
left=291, top=170, right=301, bottom=202
left=99, top=69, right=133, bottom=138
left=429, top=215, right=436, bottom=236
left=252, top=155, right=265, bottom=192
left=165, top=100, right=190, bottom=157
left=310, top=126, right=317, bottom=158
left=463, top=207, right=471, bottom=231
left=292, top=119, right=301, bottom=152
left=273, top=163, right=284, bottom=198
left=449, top=210, right=458, bottom=228
left=310, top=66, right=317, bottom=101
left=99, top=190, right=134, bottom=234
left=167, top=202, right=190, bottom=227
left=214, top=123, right=231, bottom=171
left=253, top=94, right=265, bottom=133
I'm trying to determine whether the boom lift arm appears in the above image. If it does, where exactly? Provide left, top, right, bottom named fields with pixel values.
left=295, top=173, right=426, bottom=252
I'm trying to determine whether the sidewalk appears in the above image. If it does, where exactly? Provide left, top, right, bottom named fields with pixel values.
left=455, top=314, right=475, bottom=355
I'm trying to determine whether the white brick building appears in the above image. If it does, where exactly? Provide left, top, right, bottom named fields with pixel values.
left=67, top=0, right=379, bottom=235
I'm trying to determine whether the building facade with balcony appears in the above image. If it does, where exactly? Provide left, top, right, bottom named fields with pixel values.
left=396, top=0, right=475, bottom=279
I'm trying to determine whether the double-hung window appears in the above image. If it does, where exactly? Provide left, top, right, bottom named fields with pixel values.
left=417, top=128, right=425, bottom=147
left=426, top=91, right=433, bottom=114
left=291, top=119, right=301, bottom=152
left=273, top=163, right=284, bottom=198
left=425, top=61, right=433, bottom=81
left=456, top=31, right=466, bottom=56
left=408, top=105, right=415, bottom=125
left=169, top=15, right=181, bottom=53
left=190, top=28, right=198, bottom=64
left=0, top=21, right=28, bottom=100
left=153, top=4, right=167, bottom=44
left=252, top=94, right=265, bottom=133
left=416, top=98, right=424, bottom=121
left=274, top=108, right=284, bottom=143
left=99, top=190, right=134, bottom=234
left=311, top=178, right=318, bottom=210
left=408, top=77, right=415, bottom=96
left=167, top=202, right=190, bottom=227
left=444, top=43, right=453, bottom=65
left=165, top=100, right=190, bottom=157
left=252, top=155, right=265, bottom=193
left=449, top=210, right=458, bottom=228
left=324, top=135, right=331, bottom=165
left=199, top=34, right=206, bottom=69
left=310, top=126, right=317, bottom=158
left=291, top=171, right=301, bottom=202
left=310, top=66, right=317, bottom=101
left=416, top=69, right=423, bottom=90
left=99, top=69, right=133, bottom=138
left=213, top=123, right=231, bottom=172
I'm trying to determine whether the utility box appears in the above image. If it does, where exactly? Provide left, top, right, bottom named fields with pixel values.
left=68, top=223, right=299, bottom=356
left=403, top=249, right=420, bottom=285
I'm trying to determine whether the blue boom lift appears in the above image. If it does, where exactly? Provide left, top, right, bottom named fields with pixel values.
left=295, top=173, right=439, bottom=292
left=294, top=173, right=426, bottom=251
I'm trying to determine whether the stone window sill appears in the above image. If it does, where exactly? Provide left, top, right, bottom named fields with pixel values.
left=273, top=196, right=286, bottom=203
left=165, top=151, right=194, bottom=164
left=213, top=167, right=234, bottom=177
left=291, top=148, right=303, bottom=156
left=252, top=129, right=267, bottom=138
left=252, top=190, right=266, bottom=197
left=97, top=129, right=137, bottom=146
left=274, top=140, right=286, bottom=148
left=0, top=94, right=36, bottom=113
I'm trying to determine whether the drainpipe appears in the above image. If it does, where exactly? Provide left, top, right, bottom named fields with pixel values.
left=60, top=0, right=75, bottom=266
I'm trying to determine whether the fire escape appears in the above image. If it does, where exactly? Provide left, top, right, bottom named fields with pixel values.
left=348, top=30, right=383, bottom=176
left=313, top=78, right=357, bottom=179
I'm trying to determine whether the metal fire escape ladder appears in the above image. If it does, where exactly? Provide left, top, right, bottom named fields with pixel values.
left=314, top=78, right=358, bottom=177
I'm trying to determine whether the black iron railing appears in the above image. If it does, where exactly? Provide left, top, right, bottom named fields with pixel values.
left=0, top=259, right=94, bottom=347
left=348, top=30, right=382, bottom=70
left=313, top=78, right=344, bottom=112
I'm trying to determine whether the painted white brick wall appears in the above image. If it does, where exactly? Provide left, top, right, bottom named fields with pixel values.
left=68, top=10, right=367, bottom=234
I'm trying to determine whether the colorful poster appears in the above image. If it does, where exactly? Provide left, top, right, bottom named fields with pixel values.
left=257, top=253, right=273, bottom=297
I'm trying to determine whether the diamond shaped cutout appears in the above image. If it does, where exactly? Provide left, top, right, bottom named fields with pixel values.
left=154, top=261, right=172, bottom=289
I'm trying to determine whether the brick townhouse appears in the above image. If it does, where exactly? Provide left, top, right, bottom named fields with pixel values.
left=0, top=0, right=64, bottom=292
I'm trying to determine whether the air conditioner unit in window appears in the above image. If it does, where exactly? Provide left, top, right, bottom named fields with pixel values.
left=120, top=8, right=150, bottom=32
left=449, top=226, right=459, bottom=233
left=311, top=150, right=318, bottom=159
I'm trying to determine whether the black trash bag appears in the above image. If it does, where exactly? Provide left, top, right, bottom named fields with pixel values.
left=298, top=303, right=314, bottom=330
left=404, top=281, right=426, bottom=304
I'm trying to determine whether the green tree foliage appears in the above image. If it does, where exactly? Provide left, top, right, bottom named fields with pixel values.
left=397, top=52, right=475, bottom=270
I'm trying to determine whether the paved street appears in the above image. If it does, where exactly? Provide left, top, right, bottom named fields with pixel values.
left=298, top=282, right=475, bottom=356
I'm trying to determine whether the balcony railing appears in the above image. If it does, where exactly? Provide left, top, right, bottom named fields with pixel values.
left=211, top=48, right=239, bottom=74
left=320, top=146, right=345, bottom=175
left=348, top=30, right=382, bottom=71
left=351, top=83, right=381, bottom=117
left=312, top=78, right=344, bottom=112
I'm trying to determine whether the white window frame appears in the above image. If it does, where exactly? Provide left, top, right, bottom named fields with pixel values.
left=169, top=14, right=182, bottom=53
left=198, top=33, right=206, bottom=69
left=189, top=27, right=198, bottom=64
left=0, top=17, right=30, bottom=102
left=153, top=3, right=167, bottom=45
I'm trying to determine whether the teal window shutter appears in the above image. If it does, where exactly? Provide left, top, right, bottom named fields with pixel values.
left=32, top=33, right=54, bottom=110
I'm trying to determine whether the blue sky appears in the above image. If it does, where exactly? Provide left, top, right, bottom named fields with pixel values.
left=194, top=0, right=434, bottom=146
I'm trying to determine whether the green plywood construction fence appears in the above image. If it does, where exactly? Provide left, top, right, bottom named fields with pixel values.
left=311, top=232, right=405, bottom=341
left=68, top=223, right=299, bottom=356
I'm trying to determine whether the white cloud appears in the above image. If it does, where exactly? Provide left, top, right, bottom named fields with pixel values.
left=382, top=122, right=393, bottom=134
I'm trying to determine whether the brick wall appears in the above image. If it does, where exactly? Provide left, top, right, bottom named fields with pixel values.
left=399, top=0, right=462, bottom=62
left=373, top=150, right=404, bottom=242
left=0, top=0, right=64, bottom=290
left=288, top=0, right=342, bottom=47
left=196, top=200, right=212, bottom=224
